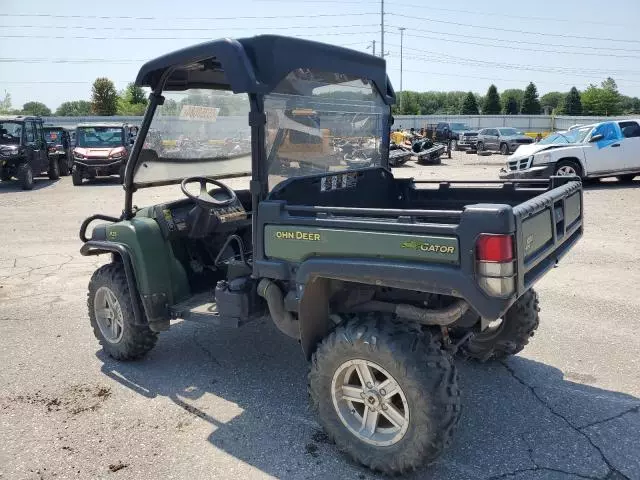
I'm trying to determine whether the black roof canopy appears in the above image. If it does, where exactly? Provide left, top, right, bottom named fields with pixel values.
left=135, top=35, right=395, bottom=104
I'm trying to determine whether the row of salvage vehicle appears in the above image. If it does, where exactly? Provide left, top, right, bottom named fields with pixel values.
left=0, top=115, right=137, bottom=189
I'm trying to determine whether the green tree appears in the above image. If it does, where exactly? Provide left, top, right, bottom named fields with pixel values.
left=581, top=80, right=622, bottom=116
left=117, top=83, right=148, bottom=115
left=22, top=101, right=52, bottom=116
left=521, top=82, right=541, bottom=114
left=0, top=91, right=12, bottom=113
left=127, top=84, right=147, bottom=105
left=504, top=97, right=518, bottom=115
left=91, top=77, right=118, bottom=115
left=501, top=89, right=524, bottom=114
left=55, top=100, right=93, bottom=116
left=394, top=91, right=420, bottom=115
left=562, top=87, right=582, bottom=115
left=482, top=84, right=501, bottom=114
left=540, top=92, right=564, bottom=113
left=621, top=95, right=640, bottom=114
left=460, top=91, right=479, bottom=114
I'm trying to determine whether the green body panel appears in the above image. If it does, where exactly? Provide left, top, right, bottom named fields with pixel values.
left=106, top=218, right=190, bottom=303
left=522, top=209, right=553, bottom=260
left=264, top=225, right=459, bottom=265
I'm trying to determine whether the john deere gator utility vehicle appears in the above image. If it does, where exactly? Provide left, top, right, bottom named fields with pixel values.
left=79, top=35, right=583, bottom=474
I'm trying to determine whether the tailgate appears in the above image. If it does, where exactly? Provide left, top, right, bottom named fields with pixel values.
left=513, top=177, right=583, bottom=292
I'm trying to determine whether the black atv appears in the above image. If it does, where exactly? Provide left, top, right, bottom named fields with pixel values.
left=44, top=125, right=73, bottom=176
left=0, top=115, right=61, bottom=190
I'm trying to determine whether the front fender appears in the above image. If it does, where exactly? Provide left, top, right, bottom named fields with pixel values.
left=80, top=240, right=147, bottom=326
left=81, top=217, right=190, bottom=322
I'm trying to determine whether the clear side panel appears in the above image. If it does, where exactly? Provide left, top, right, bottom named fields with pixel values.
left=264, top=70, right=389, bottom=191
left=133, top=90, right=251, bottom=185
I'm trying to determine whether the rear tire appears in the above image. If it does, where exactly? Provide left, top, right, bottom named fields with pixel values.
left=88, top=263, right=158, bottom=360
left=309, top=317, right=461, bottom=474
left=461, top=289, right=540, bottom=362
left=617, top=173, right=636, bottom=183
left=72, top=166, right=83, bottom=186
left=18, top=163, right=34, bottom=190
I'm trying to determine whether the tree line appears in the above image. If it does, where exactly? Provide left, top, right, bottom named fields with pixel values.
left=2, top=76, right=639, bottom=118
left=393, top=78, right=640, bottom=117
left=0, top=78, right=147, bottom=117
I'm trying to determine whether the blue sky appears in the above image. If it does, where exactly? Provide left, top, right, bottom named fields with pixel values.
left=2, top=0, right=640, bottom=110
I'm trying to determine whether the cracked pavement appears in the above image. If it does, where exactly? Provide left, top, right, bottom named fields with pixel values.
left=1, top=154, right=639, bottom=479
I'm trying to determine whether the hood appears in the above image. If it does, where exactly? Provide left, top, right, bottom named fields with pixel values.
left=503, top=134, right=532, bottom=141
left=508, top=142, right=581, bottom=160
left=74, top=146, right=125, bottom=158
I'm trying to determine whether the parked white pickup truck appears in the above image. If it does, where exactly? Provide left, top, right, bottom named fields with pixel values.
left=499, top=119, right=640, bottom=182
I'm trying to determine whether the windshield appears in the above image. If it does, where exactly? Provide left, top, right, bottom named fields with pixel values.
left=540, top=127, right=592, bottom=145
left=44, top=129, right=63, bottom=144
left=133, top=90, right=251, bottom=185
left=264, top=69, right=388, bottom=190
left=0, top=121, right=23, bottom=145
left=499, top=128, right=523, bottom=136
left=76, top=127, right=124, bottom=148
left=449, top=123, right=470, bottom=132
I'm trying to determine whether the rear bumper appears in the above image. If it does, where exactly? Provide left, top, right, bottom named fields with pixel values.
left=499, top=164, right=555, bottom=179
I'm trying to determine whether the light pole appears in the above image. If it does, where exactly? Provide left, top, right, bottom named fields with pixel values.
left=399, top=27, right=406, bottom=113
left=380, top=0, right=384, bottom=58
left=367, top=40, right=376, bottom=56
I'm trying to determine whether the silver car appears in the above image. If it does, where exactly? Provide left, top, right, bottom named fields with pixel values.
left=476, top=127, right=534, bottom=155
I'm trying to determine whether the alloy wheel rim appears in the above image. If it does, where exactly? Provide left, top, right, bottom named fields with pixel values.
left=94, top=286, right=124, bottom=343
left=331, top=359, right=410, bottom=446
left=557, top=165, right=576, bottom=176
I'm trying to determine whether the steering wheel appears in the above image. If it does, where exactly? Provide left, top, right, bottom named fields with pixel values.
left=180, top=177, right=237, bottom=208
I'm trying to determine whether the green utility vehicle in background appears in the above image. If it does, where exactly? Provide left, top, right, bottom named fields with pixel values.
left=79, top=36, right=583, bottom=474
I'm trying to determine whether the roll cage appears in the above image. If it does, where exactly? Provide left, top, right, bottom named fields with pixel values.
left=124, top=35, right=396, bottom=219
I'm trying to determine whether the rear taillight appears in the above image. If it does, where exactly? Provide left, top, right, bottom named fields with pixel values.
left=476, top=234, right=515, bottom=297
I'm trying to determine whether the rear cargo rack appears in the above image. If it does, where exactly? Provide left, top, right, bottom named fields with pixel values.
left=283, top=205, right=463, bottom=221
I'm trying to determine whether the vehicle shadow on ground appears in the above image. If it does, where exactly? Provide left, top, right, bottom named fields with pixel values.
left=0, top=177, right=60, bottom=193
left=77, top=177, right=123, bottom=188
left=583, top=178, right=640, bottom=191
left=98, top=320, right=640, bottom=479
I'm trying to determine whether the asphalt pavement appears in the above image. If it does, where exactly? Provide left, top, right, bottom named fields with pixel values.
left=1, top=152, right=639, bottom=480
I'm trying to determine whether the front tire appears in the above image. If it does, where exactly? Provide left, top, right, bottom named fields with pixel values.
left=309, top=317, right=461, bottom=474
left=72, top=166, right=83, bottom=186
left=88, top=263, right=158, bottom=360
left=476, top=141, right=484, bottom=152
left=119, top=163, right=126, bottom=184
left=461, top=289, right=540, bottom=362
left=554, top=160, right=583, bottom=178
left=48, top=157, right=60, bottom=180
left=58, top=156, right=70, bottom=176
left=500, top=143, right=510, bottom=155
left=18, top=163, right=34, bottom=190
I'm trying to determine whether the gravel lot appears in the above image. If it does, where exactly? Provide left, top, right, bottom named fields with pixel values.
left=1, top=151, right=639, bottom=480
